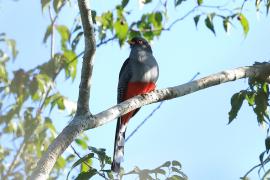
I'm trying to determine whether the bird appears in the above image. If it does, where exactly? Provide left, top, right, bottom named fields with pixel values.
left=111, top=36, right=159, bottom=173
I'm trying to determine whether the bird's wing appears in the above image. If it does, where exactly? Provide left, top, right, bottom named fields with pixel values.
left=117, top=58, right=131, bottom=103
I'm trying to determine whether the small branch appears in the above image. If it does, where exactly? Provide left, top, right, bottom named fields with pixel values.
left=3, top=140, right=26, bottom=180
left=65, top=35, right=117, bottom=67
left=70, top=145, right=92, bottom=169
left=241, top=163, right=262, bottom=179
left=165, top=6, right=199, bottom=31
left=96, top=35, right=117, bottom=48
left=48, top=6, right=55, bottom=59
left=241, top=156, right=270, bottom=179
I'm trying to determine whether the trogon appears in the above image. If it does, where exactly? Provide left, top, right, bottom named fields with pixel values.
left=111, top=37, right=159, bottom=173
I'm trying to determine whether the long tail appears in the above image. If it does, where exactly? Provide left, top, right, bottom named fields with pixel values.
left=112, top=118, right=127, bottom=173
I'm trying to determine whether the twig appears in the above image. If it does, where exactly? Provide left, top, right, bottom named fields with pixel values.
left=66, top=35, right=117, bottom=66
left=48, top=6, right=55, bottom=59
left=96, top=35, right=117, bottom=48
left=70, top=145, right=109, bottom=180
left=70, top=145, right=91, bottom=169
left=165, top=6, right=199, bottom=31
left=2, top=139, right=26, bottom=180
left=241, top=156, right=270, bottom=179
left=240, top=0, right=248, bottom=13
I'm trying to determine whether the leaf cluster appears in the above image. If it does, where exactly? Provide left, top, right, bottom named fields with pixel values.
left=228, top=76, right=269, bottom=125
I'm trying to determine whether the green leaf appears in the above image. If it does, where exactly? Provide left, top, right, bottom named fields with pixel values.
left=155, top=168, right=166, bottom=175
left=88, top=146, right=112, bottom=167
left=41, top=0, right=51, bottom=12
left=255, top=0, right=261, bottom=11
left=71, top=31, right=83, bottom=51
left=228, top=91, right=245, bottom=124
left=67, top=153, right=94, bottom=180
left=121, top=0, right=129, bottom=8
left=161, top=161, right=171, bottom=167
left=223, top=18, right=230, bottom=33
left=172, top=160, right=182, bottom=168
left=81, top=157, right=92, bottom=172
left=91, top=10, right=97, bottom=24
left=29, top=77, right=40, bottom=101
left=175, top=0, right=186, bottom=7
left=245, top=92, right=255, bottom=106
left=106, top=171, right=114, bottom=179
left=43, top=25, right=52, bottom=43
left=63, top=50, right=77, bottom=80
left=129, top=31, right=142, bottom=40
left=204, top=14, right=216, bottom=35
left=197, top=0, right=203, bottom=5
left=114, top=20, right=129, bottom=46
left=194, top=15, right=200, bottom=28
left=56, top=25, right=70, bottom=50
left=49, top=93, right=66, bottom=111
left=168, top=175, right=186, bottom=180
left=56, top=96, right=65, bottom=110
left=142, top=0, right=152, bottom=4
left=53, top=0, right=64, bottom=13
left=262, top=82, right=269, bottom=94
left=172, top=167, right=182, bottom=174
left=66, top=154, right=76, bottom=162
left=6, top=39, right=18, bottom=60
left=75, top=139, right=88, bottom=150
left=56, top=156, right=66, bottom=168
left=267, top=0, right=270, bottom=15
left=237, top=13, right=249, bottom=37
left=36, top=74, right=50, bottom=93
left=0, top=63, right=7, bottom=82
left=75, top=169, right=97, bottom=180
left=45, top=117, right=57, bottom=137
left=154, top=12, right=163, bottom=26
left=98, top=11, right=113, bottom=30
left=259, top=151, right=266, bottom=166
left=254, top=90, right=268, bottom=124
left=265, top=137, right=270, bottom=152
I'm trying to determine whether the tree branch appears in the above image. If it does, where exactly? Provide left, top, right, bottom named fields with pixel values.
left=30, top=63, right=270, bottom=179
left=76, top=0, right=96, bottom=115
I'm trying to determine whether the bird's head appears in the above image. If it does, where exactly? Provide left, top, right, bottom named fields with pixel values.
left=128, top=37, right=152, bottom=53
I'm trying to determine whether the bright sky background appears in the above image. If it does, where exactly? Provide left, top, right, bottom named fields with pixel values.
left=1, top=0, right=270, bottom=179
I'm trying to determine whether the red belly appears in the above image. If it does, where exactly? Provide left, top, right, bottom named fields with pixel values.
left=121, top=82, right=156, bottom=124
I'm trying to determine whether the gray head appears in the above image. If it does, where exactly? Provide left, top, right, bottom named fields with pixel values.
left=128, top=37, right=152, bottom=53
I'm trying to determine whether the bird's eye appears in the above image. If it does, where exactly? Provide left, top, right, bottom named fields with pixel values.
left=138, top=40, right=143, bottom=44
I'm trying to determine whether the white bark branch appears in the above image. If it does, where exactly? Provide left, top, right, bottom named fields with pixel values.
left=76, top=0, right=96, bottom=115
left=84, top=63, right=270, bottom=129
left=30, top=62, right=270, bottom=179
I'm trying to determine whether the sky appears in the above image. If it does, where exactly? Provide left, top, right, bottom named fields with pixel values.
left=1, top=0, right=270, bottom=179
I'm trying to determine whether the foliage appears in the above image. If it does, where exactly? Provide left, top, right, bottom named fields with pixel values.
left=228, top=62, right=270, bottom=178
left=67, top=146, right=187, bottom=180
left=229, top=63, right=270, bottom=125
left=0, top=0, right=270, bottom=179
